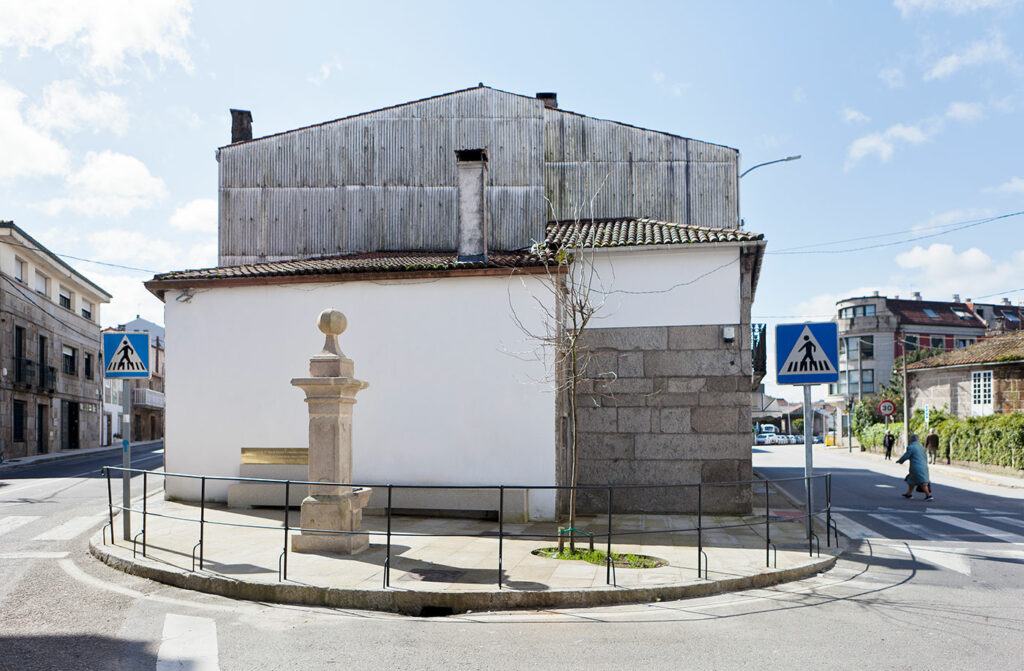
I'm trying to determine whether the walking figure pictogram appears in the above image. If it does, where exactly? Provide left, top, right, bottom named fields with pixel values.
left=798, top=335, right=818, bottom=371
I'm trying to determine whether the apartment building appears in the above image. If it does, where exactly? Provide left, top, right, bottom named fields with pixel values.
left=0, top=222, right=111, bottom=459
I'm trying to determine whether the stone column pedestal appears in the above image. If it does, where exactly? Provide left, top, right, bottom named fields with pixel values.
left=290, top=309, right=371, bottom=555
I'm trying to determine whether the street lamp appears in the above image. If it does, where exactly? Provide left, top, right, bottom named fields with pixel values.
left=740, top=154, right=802, bottom=178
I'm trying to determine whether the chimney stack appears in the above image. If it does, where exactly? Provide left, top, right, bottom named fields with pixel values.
left=912, top=291, right=922, bottom=300
left=536, top=92, right=558, bottom=109
left=872, top=290, right=879, bottom=297
left=953, top=293, right=960, bottom=303
left=1003, top=297, right=1012, bottom=306
left=230, top=109, right=253, bottom=143
left=455, top=149, right=488, bottom=263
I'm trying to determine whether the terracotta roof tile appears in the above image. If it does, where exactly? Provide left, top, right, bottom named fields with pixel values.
left=545, top=218, right=762, bottom=248
left=908, top=332, right=1024, bottom=370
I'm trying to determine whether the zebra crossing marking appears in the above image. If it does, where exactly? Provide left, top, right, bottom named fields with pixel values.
left=0, top=516, right=39, bottom=537
left=830, top=513, right=880, bottom=539
left=157, top=614, right=219, bottom=671
left=0, top=551, right=68, bottom=559
left=32, top=515, right=106, bottom=541
left=868, top=513, right=960, bottom=541
left=925, top=515, right=1024, bottom=544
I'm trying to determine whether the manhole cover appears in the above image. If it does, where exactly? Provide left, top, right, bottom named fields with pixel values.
left=399, top=569, right=465, bottom=582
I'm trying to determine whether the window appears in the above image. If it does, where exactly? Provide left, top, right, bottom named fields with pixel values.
left=81, top=301, right=93, bottom=321
left=59, top=286, right=72, bottom=310
left=34, top=272, right=48, bottom=296
left=62, top=345, right=77, bottom=376
left=104, top=380, right=112, bottom=403
left=955, top=338, right=975, bottom=349
left=842, top=336, right=874, bottom=360
left=13, top=400, right=25, bottom=443
left=951, top=308, right=972, bottom=320
left=863, top=304, right=876, bottom=316
left=930, top=336, right=945, bottom=350
left=84, top=353, right=93, bottom=380
left=14, top=258, right=25, bottom=283
left=861, top=369, right=874, bottom=393
left=971, top=371, right=993, bottom=416
left=904, top=334, right=918, bottom=352
left=923, top=308, right=939, bottom=318
left=1003, top=311, right=1020, bottom=323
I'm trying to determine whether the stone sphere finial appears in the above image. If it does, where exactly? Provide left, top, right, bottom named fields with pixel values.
left=318, top=309, right=347, bottom=336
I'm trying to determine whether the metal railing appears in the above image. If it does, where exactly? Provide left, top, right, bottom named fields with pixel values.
left=101, top=468, right=835, bottom=589
left=133, top=388, right=165, bottom=409
left=39, top=365, right=56, bottom=393
left=14, top=357, right=35, bottom=386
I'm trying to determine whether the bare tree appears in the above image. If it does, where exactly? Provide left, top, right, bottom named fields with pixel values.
left=508, top=184, right=611, bottom=551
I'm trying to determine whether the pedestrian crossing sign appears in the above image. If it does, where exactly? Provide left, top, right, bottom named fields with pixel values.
left=102, top=331, right=151, bottom=379
left=775, top=322, right=839, bottom=385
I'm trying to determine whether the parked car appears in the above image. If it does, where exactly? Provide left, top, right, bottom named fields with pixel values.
left=755, top=433, right=769, bottom=445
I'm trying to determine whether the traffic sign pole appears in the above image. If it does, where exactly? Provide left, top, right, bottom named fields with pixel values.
left=803, top=384, right=813, bottom=545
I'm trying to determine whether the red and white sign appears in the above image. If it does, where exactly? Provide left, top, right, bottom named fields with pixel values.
left=877, top=400, right=896, bottom=417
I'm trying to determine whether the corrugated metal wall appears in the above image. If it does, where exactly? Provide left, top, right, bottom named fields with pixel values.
left=218, top=87, right=739, bottom=266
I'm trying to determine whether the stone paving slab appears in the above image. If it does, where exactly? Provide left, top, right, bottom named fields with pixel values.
left=91, top=495, right=840, bottom=615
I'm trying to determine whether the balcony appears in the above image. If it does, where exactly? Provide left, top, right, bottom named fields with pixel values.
left=14, top=357, right=35, bottom=386
left=39, top=366, right=56, bottom=393
left=134, top=387, right=165, bottom=409
left=751, top=323, right=767, bottom=390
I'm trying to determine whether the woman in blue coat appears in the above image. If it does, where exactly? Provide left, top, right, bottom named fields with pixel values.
left=897, top=434, right=933, bottom=501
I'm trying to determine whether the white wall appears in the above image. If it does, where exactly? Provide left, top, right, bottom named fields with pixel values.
left=163, top=272, right=557, bottom=517
left=586, top=246, right=740, bottom=328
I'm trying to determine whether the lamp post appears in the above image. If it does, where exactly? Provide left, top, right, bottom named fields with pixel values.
left=740, top=154, right=802, bottom=178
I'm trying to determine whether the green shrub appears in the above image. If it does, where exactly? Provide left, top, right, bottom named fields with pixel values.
left=857, top=411, right=1024, bottom=470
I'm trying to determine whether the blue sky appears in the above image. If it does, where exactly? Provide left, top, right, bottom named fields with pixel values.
left=1, top=1, right=1022, bottom=401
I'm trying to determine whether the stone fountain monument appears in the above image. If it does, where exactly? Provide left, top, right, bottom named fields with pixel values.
left=290, top=309, right=372, bottom=555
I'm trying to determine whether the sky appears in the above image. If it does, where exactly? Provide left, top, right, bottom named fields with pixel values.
left=1, top=0, right=1022, bottom=402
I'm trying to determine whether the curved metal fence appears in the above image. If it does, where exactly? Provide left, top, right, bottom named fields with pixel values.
left=101, top=467, right=836, bottom=589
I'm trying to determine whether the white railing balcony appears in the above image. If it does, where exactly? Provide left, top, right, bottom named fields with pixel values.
left=134, top=388, right=165, bottom=409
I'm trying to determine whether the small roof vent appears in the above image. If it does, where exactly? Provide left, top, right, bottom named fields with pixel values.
left=536, top=92, right=558, bottom=109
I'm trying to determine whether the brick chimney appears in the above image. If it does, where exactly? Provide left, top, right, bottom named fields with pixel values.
left=230, top=109, right=253, bottom=143
left=912, top=291, right=922, bottom=300
left=952, top=293, right=960, bottom=303
left=455, top=149, right=488, bottom=263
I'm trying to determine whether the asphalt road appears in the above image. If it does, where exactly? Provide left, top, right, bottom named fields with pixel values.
left=1, top=443, right=1022, bottom=670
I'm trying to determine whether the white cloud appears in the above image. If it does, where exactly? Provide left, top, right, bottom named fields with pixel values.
left=914, top=207, right=993, bottom=231
left=0, top=0, right=192, bottom=78
left=307, top=57, right=345, bottom=86
left=87, top=229, right=215, bottom=272
left=27, top=80, right=129, bottom=134
left=84, top=270, right=165, bottom=328
left=846, top=122, right=931, bottom=168
left=984, top=176, right=1024, bottom=193
left=170, top=198, right=217, bottom=233
left=652, top=71, right=685, bottom=98
left=0, top=81, right=70, bottom=181
left=43, top=151, right=167, bottom=216
left=842, top=108, right=871, bottom=124
left=893, top=243, right=1024, bottom=298
left=945, top=101, right=985, bottom=122
left=925, top=32, right=1013, bottom=80
left=879, top=67, right=905, bottom=88
left=793, top=87, right=806, bottom=104
left=895, top=0, right=1021, bottom=16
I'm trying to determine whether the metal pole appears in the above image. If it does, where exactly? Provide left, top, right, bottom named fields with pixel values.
left=121, top=438, right=130, bottom=540
left=105, top=467, right=114, bottom=542
left=497, top=486, right=504, bottom=590
left=384, top=485, right=392, bottom=589
left=803, top=384, right=814, bottom=544
left=606, top=486, right=613, bottom=585
left=199, top=477, right=206, bottom=570
left=857, top=338, right=863, bottom=404
left=142, top=470, right=148, bottom=557
left=765, top=478, right=771, bottom=567
left=282, top=481, right=290, bottom=581
left=902, top=333, right=910, bottom=449
left=697, top=483, right=703, bottom=579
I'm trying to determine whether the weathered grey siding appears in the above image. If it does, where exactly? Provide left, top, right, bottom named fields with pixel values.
left=218, top=87, right=740, bottom=266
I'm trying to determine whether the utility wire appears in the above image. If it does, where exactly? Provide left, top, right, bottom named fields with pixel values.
left=767, top=210, right=1024, bottom=256
left=2, top=238, right=159, bottom=274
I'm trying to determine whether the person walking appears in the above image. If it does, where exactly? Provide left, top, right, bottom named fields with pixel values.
left=882, top=430, right=895, bottom=460
left=897, top=433, right=933, bottom=501
left=925, top=429, right=939, bottom=464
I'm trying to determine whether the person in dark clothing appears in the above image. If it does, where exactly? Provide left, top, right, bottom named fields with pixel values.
left=925, top=430, right=939, bottom=464
left=882, top=430, right=895, bottom=460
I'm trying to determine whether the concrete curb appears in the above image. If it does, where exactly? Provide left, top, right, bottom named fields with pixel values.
left=89, top=531, right=838, bottom=616
left=0, top=440, right=162, bottom=474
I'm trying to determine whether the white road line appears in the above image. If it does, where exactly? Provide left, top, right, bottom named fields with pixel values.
left=156, top=614, right=219, bottom=671
left=32, top=515, right=105, bottom=541
left=830, top=513, right=881, bottom=539
left=990, top=516, right=1024, bottom=530
left=868, top=513, right=959, bottom=541
left=0, top=515, right=40, bottom=536
left=889, top=545, right=972, bottom=575
left=0, top=551, right=68, bottom=559
left=0, top=453, right=165, bottom=496
left=58, top=559, right=237, bottom=613
left=926, top=515, right=1024, bottom=544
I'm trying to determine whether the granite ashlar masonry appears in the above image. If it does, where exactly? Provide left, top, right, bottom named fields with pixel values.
left=574, top=325, right=752, bottom=514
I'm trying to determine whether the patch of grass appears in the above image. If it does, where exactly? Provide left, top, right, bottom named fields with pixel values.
left=532, top=547, right=666, bottom=569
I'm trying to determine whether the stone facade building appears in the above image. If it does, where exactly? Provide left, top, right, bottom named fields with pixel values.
left=0, top=222, right=110, bottom=459
left=908, top=332, right=1024, bottom=418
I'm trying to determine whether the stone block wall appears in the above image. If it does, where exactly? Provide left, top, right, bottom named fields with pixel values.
left=570, top=324, right=753, bottom=514
left=995, top=365, right=1024, bottom=414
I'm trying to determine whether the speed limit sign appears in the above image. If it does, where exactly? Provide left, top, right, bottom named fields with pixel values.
left=877, top=399, right=896, bottom=417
